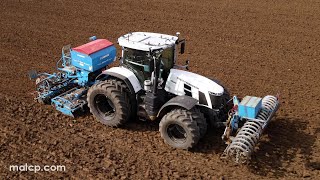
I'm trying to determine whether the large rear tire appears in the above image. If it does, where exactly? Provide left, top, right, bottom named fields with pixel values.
left=159, top=108, right=202, bottom=149
left=87, top=79, right=131, bottom=127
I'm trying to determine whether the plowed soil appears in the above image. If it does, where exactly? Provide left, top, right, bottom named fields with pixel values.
left=1, top=0, right=319, bottom=179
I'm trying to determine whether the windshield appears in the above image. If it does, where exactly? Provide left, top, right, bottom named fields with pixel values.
left=123, top=48, right=149, bottom=65
left=121, top=47, right=175, bottom=85
left=122, top=48, right=150, bottom=84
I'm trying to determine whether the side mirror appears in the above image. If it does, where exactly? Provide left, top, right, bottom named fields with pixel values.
left=180, top=41, right=185, bottom=54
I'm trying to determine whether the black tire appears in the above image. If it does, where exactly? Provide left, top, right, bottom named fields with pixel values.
left=221, top=87, right=232, bottom=118
left=87, top=79, right=131, bottom=127
left=193, top=108, right=207, bottom=138
left=159, top=108, right=201, bottom=149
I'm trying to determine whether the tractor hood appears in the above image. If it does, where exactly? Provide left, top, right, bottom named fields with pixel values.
left=165, top=69, right=224, bottom=99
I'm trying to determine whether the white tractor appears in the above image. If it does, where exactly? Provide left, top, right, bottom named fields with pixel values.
left=86, top=32, right=279, bottom=163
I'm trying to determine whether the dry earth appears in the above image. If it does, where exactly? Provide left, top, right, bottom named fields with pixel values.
left=0, top=0, right=319, bottom=179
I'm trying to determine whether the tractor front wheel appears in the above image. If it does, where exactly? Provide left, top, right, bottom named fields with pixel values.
left=87, top=79, right=131, bottom=127
left=159, top=108, right=202, bottom=149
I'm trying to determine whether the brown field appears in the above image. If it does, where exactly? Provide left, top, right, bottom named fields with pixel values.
left=0, top=0, right=319, bottom=179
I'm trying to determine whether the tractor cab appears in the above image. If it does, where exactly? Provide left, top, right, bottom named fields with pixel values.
left=118, top=32, right=184, bottom=86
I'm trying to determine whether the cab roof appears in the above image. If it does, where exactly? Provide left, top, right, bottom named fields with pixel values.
left=118, top=32, right=178, bottom=51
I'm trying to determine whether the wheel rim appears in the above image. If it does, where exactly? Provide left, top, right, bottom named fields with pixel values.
left=94, top=94, right=116, bottom=121
left=167, top=124, right=187, bottom=143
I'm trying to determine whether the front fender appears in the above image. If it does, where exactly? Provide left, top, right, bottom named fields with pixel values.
left=157, top=96, right=198, bottom=118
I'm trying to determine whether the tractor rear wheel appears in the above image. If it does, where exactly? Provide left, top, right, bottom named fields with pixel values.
left=159, top=108, right=202, bottom=149
left=87, top=79, right=131, bottom=127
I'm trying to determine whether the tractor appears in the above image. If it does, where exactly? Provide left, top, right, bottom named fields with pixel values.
left=31, top=32, right=279, bottom=163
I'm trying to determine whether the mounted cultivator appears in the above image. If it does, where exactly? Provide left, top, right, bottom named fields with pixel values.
left=221, top=95, right=279, bottom=163
left=30, top=32, right=279, bottom=163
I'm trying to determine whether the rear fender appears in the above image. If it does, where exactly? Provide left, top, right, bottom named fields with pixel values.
left=99, top=66, right=142, bottom=94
